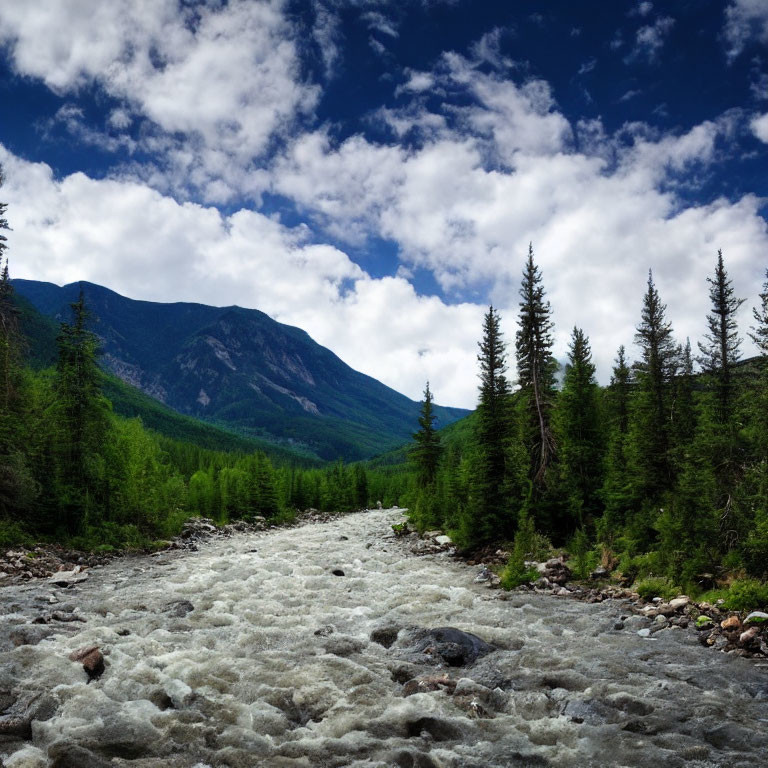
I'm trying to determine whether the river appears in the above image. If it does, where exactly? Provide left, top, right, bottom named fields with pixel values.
left=1, top=508, right=767, bottom=768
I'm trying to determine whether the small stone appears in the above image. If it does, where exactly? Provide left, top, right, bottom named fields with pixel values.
left=721, top=615, right=741, bottom=630
left=745, top=611, right=768, bottom=625
left=68, top=646, right=105, bottom=680
left=331, top=569, right=345, bottom=576
left=402, top=675, right=457, bottom=697
left=669, top=596, right=690, bottom=611
left=637, top=628, right=652, bottom=638
left=590, top=566, right=608, bottom=580
left=739, top=627, right=759, bottom=647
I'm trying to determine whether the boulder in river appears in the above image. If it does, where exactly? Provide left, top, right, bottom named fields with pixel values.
left=48, top=566, right=88, bottom=587
left=395, top=627, right=495, bottom=667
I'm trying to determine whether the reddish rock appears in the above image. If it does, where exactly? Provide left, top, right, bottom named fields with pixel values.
left=721, top=615, right=740, bottom=630
left=69, top=646, right=105, bottom=680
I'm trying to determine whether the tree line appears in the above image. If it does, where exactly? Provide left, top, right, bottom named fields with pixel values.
left=408, top=244, right=768, bottom=594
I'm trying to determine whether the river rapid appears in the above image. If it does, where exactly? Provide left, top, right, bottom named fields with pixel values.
left=1, top=509, right=767, bottom=768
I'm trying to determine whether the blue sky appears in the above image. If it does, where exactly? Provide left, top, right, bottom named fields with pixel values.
left=1, top=0, right=767, bottom=408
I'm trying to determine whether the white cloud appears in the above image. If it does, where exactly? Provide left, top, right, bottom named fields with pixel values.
left=0, top=145, right=482, bottom=408
left=0, top=0, right=318, bottom=200
left=396, top=69, right=436, bottom=95
left=751, top=112, right=768, bottom=142
left=725, top=0, right=768, bottom=60
left=632, top=15, right=675, bottom=61
left=267, top=57, right=768, bottom=386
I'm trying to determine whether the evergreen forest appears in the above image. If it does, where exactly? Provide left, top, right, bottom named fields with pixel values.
left=405, top=245, right=768, bottom=606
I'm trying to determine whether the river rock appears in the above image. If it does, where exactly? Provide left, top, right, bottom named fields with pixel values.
left=68, top=646, right=105, bottom=680
left=542, top=558, right=571, bottom=586
left=163, top=600, right=194, bottom=618
left=435, top=535, right=452, bottom=546
left=474, top=566, right=493, bottom=583
left=721, top=615, right=741, bottom=630
left=402, top=674, right=457, bottom=696
left=744, top=611, right=768, bottom=625
left=739, top=627, right=760, bottom=648
left=396, top=627, right=495, bottom=667
left=49, top=743, right=112, bottom=768
left=9, top=626, right=54, bottom=647
left=669, top=596, right=690, bottom=611
left=48, top=567, right=88, bottom=587
left=590, top=566, right=608, bottom=580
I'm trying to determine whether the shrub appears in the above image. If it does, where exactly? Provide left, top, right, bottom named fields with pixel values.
left=500, top=511, right=539, bottom=590
left=635, top=576, right=678, bottom=601
left=722, top=579, right=768, bottom=612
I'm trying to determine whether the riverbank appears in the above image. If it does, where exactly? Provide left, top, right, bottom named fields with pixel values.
left=401, top=525, right=768, bottom=662
left=0, top=509, right=347, bottom=585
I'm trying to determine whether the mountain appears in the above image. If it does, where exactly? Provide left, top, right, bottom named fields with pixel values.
left=13, top=279, right=469, bottom=461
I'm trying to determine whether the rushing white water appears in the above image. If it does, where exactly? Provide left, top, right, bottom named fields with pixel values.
left=1, top=509, right=767, bottom=768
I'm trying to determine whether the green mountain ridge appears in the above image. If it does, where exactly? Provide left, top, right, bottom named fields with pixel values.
left=13, top=279, right=469, bottom=461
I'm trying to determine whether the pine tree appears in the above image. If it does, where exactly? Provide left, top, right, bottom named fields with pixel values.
left=697, top=250, right=744, bottom=423
left=515, top=244, right=556, bottom=486
left=609, top=346, right=631, bottom=436
left=0, top=165, right=20, bottom=446
left=672, top=338, right=696, bottom=454
left=556, top=327, right=603, bottom=527
left=751, top=268, right=768, bottom=357
left=459, top=306, right=512, bottom=545
left=54, top=287, right=111, bottom=532
left=631, top=270, right=679, bottom=501
left=598, top=347, right=634, bottom=542
left=410, top=381, right=442, bottom=488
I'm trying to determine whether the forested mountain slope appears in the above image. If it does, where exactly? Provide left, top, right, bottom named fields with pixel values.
left=14, top=279, right=468, bottom=461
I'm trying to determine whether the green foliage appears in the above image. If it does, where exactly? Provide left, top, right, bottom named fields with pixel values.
left=568, top=528, right=596, bottom=580
left=721, top=579, right=768, bottom=612
left=391, top=521, right=409, bottom=536
left=635, top=576, right=679, bottom=601
left=499, top=510, right=539, bottom=589
left=410, top=382, right=442, bottom=488
left=457, top=306, right=512, bottom=547
left=515, top=244, right=557, bottom=492
left=556, top=328, right=603, bottom=531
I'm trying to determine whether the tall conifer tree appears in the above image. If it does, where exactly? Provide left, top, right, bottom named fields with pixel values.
left=697, top=250, right=744, bottom=423
left=410, top=381, right=442, bottom=488
left=631, top=270, right=678, bottom=502
left=55, top=287, right=111, bottom=532
left=460, top=306, right=512, bottom=545
left=556, top=327, right=603, bottom=526
left=599, top=346, right=634, bottom=541
left=515, top=244, right=556, bottom=486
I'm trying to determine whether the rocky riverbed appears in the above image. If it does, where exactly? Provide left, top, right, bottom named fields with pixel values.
left=1, top=508, right=767, bottom=768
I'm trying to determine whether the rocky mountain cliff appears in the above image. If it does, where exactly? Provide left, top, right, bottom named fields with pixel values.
left=14, top=279, right=469, bottom=460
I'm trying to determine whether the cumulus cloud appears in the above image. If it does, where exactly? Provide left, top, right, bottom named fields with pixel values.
left=725, top=0, right=768, bottom=60
left=268, top=54, right=768, bottom=385
left=0, top=0, right=318, bottom=201
left=751, top=113, right=768, bottom=142
left=0, top=145, right=483, bottom=408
